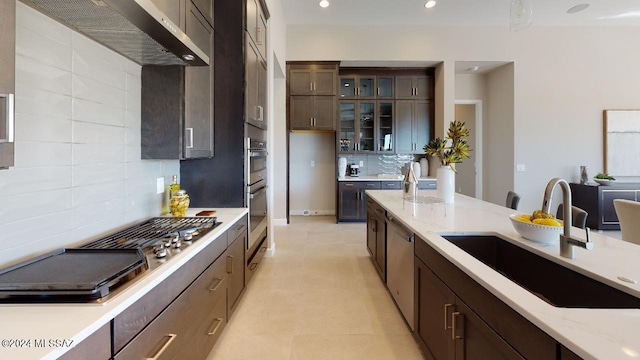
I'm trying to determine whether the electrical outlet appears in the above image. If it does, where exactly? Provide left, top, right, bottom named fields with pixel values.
left=156, top=177, right=165, bottom=194
left=359, top=160, right=364, bottom=167
left=516, top=164, right=526, bottom=172
left=311, top=160, right=315, bottom=167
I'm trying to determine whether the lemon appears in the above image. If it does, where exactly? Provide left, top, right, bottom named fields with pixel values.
left=532, top=218, right=561, bottom=226
left=515, top=215, right=532, bottom=223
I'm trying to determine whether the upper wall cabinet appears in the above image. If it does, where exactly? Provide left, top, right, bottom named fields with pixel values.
left=151, top=0, right=213, bottom=33
left=246, top=0, right=268, bottom=60
left=339, top=75, right=394, bottom=99
left=395, top=75, right=433, bottom=99
left=141, top=2, right=214, bottom=160
left=287, top=62, right=339, bottom=131
left=289, top=63, right=338, bottom=96
left=246, top=39, right=267, bottom=130
left=0, top=0, right=15, bottom=169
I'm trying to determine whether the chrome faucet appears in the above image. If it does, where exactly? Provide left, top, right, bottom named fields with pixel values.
left=541, top=178, right=593, bottom=259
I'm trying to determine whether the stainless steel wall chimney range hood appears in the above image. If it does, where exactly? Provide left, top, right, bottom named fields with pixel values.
left=19, top=0, right=209, bottom=66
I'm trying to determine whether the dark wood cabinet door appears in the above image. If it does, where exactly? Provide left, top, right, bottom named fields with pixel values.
left=414, top=100, right=432, bottom=153
left=366, top=215, right=377, bottom=257
left=374, top=214, right=386, bottom=279
left=246, top=0, right=258, bottom=45
left=454, top=299, right=524, bottom=360
left=151, top=0, right=185, bottom=29
left=289, top=96, right=314, bottom=129
left=395, top=76, right=415, bottom=99
left=414, top=76, right=432, bottom=99
left=227, top=231, right=246, bottom=317
left=313, top=96, right=336, bottom=130
left=289, top=70, right=314, bottom=95
left=314, top=70, right=338, bottom=95
left=415, top=257, right=456, bottom=360
left=339, top=183, right=360, bottom=220
left=395, top=100, right=414, bottom=153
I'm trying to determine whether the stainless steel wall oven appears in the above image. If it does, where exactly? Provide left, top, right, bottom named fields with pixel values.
left=247, top=138, right=268, bottom=253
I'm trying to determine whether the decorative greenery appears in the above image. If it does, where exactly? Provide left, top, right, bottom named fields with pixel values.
left=423, top=121, right=471, bottom=172
left=595, top=172, right=616, bottom=180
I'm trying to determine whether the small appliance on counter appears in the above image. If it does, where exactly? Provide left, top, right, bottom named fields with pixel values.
left=349, top=163, right=360, bottom=177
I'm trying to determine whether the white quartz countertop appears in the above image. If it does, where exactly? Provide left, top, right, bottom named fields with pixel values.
left=338, top=175, right=436, bottom=181
left=367, top=190, right=640, bottom=360
left=0, top=208, right=248, bottom=360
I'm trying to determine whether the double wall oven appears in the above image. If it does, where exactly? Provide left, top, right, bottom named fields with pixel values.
left=247, top=137, right=268, bottom=254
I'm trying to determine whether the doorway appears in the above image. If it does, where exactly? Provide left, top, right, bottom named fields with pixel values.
left=454, top=100, right=482, bottom=199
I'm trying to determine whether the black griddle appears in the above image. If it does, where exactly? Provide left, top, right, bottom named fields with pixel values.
left=0, top=248, right=146, bottom=300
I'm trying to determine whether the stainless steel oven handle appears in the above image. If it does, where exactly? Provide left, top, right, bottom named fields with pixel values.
left=249, top=150, right=268, bottom=157
left=249, top=186, right=268, bottom=199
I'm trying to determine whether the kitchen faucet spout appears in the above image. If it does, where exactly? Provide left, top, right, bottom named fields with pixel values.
left=541, top=178, right=593, bottom=259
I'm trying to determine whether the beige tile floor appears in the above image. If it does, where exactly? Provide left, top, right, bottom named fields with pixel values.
left=207, top=216, right=425, bottom=360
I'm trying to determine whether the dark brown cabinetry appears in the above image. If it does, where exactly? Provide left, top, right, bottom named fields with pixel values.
left=246, top=39, right=267, bottom=130
left=339, top=101, right=394, bottom=153
left=396, top=100, right=432, bottom=154
left=141, top=0, right=214, bottom=160
left=570, top=183, right=640, bottom=230
left=58, top=323, right=110, bottom=360
left=246, top=0, right=268, bottom=60
left=366, top=198, right=386, bottom=280
left=226, top=220, right=247, bottom=318
left=414, top=236, right=558, bottom=360
left=0, top=0, right=15, bottom=169
left=113, top=216, right=249, bottom=359
left=338, top=181, right=380, bottom=221
left=339, top=75, right=377, bottom=99
left=289, top=95, right=336, bottom=131
left=395, top=75, right=433, bottom=99
left=287, top=62, right=339, bottom=131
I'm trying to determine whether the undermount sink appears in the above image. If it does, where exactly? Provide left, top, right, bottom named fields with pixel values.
left=440, top=234, right=640, bottom=309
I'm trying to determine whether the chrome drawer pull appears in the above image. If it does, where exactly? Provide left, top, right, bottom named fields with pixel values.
left=207, top=318, right=224, bottom=336
left=208, top=277, right=225, bottom=292
left=146, top=333, right=176, bottom=360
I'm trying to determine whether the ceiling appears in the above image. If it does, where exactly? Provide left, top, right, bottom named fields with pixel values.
left=280, top=0, right=640, bottom=26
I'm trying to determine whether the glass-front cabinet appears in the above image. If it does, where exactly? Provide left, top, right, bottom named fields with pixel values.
left=340, top=75, right=394, bottom=99
left=339, top=101, right=394, bottom=154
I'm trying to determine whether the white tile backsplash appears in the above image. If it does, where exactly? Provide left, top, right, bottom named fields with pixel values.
left=0, top=3, right=180, bottom=268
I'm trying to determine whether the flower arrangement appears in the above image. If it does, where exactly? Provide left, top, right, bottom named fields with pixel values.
left=423, top=121, right=471, bottom=171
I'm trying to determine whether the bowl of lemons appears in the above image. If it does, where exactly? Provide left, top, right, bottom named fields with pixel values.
left=509, top=210, right=564, bottom=243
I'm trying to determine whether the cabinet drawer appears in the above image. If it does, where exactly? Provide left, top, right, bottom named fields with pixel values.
left=418, top=180, right=436, bottom=190
left=195, top=251, right=228, bottom=308
left=361, top=181, right=381, bottom=190
left=227, top=215, right=248, bottom=246
left=380, top=181, right=401, bottom=190
left=113, top=233, right=227, bottom=352
left=59, top=323, right=110, bottom=360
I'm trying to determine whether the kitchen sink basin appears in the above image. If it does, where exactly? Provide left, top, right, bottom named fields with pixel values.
left=441, top=234, right=640, bottom=309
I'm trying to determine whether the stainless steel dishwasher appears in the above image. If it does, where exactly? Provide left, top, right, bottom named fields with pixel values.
left=386, top=214, right=414, bottom=330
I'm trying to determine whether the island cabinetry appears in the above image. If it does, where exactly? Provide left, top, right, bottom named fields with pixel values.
left=338, top=181, right=380, bottom=221
left=414, top=237, right=557, bottom=360
left=570, top=182, right=640, bottom=230
left=366, top=198, right=386, bottom=280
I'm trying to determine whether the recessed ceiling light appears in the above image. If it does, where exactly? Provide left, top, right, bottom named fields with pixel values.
left=467, top=66, right=480, bottom=72
left=319, top=0, right=329, bottom=8
left=425, top=0, right=437, bottom=9
left=567, top=4, right=589, bottom=14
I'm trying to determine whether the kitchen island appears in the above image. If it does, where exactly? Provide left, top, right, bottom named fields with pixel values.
left=0, top=208, right=248, bottom=360
left=367, top=189, right=640, bottom=360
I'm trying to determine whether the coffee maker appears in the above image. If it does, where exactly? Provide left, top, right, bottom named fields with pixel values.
left=348, top=163, right=360, bottom=177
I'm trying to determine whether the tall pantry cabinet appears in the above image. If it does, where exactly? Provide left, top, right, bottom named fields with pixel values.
left=245, top=0, right=269, bottom=130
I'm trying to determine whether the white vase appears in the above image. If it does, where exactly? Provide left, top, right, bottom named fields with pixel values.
left=338, top=157, right=347, bottom=179
left=436, top=166, right=455, bottom=203
left=412, top=162, right=421, bottom=179
left=419, top=158, right=429, bottom=177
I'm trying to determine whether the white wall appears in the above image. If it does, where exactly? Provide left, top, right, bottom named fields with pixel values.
left=289, top=133, right=336, bottom=215
left=283, top=25, right=640, bottom=212
left=0, top=4, right=179, bottom=267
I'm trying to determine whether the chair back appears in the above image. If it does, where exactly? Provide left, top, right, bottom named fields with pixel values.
left=506, top=191, right=520, bottom=210
left=556, top=204, right=588, bottom=229
left=613, top=199, right=640, bottom=245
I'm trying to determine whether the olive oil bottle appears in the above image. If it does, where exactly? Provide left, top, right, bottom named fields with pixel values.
left=169, top=175, right=180, bottom=197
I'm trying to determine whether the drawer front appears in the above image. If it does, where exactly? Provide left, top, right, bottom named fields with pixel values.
left=59, top=323, right=110, bottom=360
left=361, top=181, right=381, bottom=190
left=418, top=180, right=436, bottom=190
left=113, top=233, right=227, bottom=352
left=339, top=181, right=358, bottom=190
left=195, top=251, right=228, bottom=308
left=227, top=215, right=248, bottom=246
left=380, top=181, right=401, bottom=190
left=182, top=292, right=227, bottom=359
